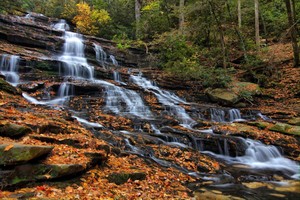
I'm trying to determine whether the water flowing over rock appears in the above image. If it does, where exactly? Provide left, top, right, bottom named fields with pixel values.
left=59, top=32, right=94, bottom=79
left=0, top=54, right=20, bottom=86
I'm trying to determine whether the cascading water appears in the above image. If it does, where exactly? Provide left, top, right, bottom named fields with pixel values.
left=113, top=71, right=122, bottom=83
left=228, top=108, right=242, bottom=122
left=94, top=44, right=107, bottom=68
left=0, top=54, right=20, bottom=86
left=210, top=108, right=243, bottom=122
left=59, top=32, right=94, bottom=79
left=94, top=79, right=153, bottom=119
left=130, top=74, right=196, bottom=127
left=57, top=82, right=74, bottom=97
left=109, top=55, right=118, bottom=66
left=204, top=138, right=300, bottom=178
left=53, top=19, right=70, bottom=31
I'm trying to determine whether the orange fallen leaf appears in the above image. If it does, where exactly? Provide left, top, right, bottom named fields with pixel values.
left=4, top=144, right=14, bottom=151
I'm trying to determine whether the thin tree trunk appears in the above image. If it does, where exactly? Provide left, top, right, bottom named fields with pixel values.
left=208, top=0, right=227, bottom=68
left=254, top=0, right=260, bottom=47
left=238, top=0, right=241, bottom=28
left=179, top=0, right=185, bottom=33
left=135, top=0, right=142, bottom=39
left=285, top=0, right=299, bottom=67
left=226, top=1, right=248, bottom=62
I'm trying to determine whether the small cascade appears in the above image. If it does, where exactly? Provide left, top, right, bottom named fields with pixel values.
left=109, top=55, right=118, bottom=66
left=113, top=71, right=122, bottom=83
left=130, top=75, right=196, bottom=127
left=95, top=80, right=153, bottom=119
left=53, top=19, right=70, bottom=31
left=94, top=44, right=107, bottom=67
left=57, top=82, right=74, bottom=97
left=206, top=138, right=300, bottom=178
left=72, top=116, right=103, bottom=128
left=210, top=108, right=225, bottom=122
left=210, top=108, right=243, bottom=122
left=228, top=109, right=243, bottom=122
left=0, top=54, right=20, bottom=86
left=59, top=31, right=94, bottom=79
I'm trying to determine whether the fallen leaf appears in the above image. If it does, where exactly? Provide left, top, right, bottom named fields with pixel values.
left=4, top=144, right=14, bottom=151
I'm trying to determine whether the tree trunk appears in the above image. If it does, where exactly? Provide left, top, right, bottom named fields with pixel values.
left=179, top=0, right=185, bottom=33
left=285, top=0, right=299, bottom=67
left=135, top=0, right=142, bottom=39
left=208, top=0, right=227, bottom=68
left=254, top=0, right=260, bottom=47
left=238, top=0, right=241, bottom=28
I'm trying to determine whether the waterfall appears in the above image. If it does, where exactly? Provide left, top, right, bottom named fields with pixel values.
left=94, top=44, right=107, bottom=68
left=210, top=108, right=225, bottom=122
left=0, top=54, right=20, bottom=86
left=101, top=82, right=153, bottom=119
left=130, top=74, right=196, bottom=127
left=109, top=55, right=118, bottom=66
left=113, top=71, right=121, bottom=83
left=204, top=138, right=300, bottom=178
left=229, top=109, right=243, bottom=122
left=59, top=32, right=94, bottom=79
left=53, top=19, right=70, bottom=31
left=57, top=82, right=74, bottom=97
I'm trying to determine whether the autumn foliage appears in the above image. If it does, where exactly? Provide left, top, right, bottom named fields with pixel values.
left=72, top=2, right=110, bottom=35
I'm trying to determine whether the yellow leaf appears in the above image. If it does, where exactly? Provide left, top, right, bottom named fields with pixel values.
left=4, top=144, right=14, bottom=151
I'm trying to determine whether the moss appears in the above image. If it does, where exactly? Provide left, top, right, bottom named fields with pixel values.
left=0, top=78, right=19, bottom=94
left=108, top=172, right=146, bottom=185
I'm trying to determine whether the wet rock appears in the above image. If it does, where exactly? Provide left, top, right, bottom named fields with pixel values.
left=2, top=164, right=85, bottom=187
left=85, top=152, right=108, bottom=168
left=31, top=135, right=82, bottom=148
left=206, top=88, right=239, bottom=105
left=0, top=78, right=20, bottom=94
left=107, top=172, right=146, bottom=185
left=18, top=82, right=45, bottom=93
left=0, top=123, right=32, bottom=138
left=39, top=122, right=65, bottom=134
left=288, top=118, right=300, bottom=126
left=269, top=123, right=300, bottom=136
left=0, top=144, right=53, bottom=166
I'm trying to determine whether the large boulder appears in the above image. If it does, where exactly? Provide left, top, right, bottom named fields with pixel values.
left=206, top=88, right=239, bottom=105
left=0, top=144, right=53, bottom=166
left=0, top=123, right=32, bottom=138
left=206, top=82, right=260, bottom=106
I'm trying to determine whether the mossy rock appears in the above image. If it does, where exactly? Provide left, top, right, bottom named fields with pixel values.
left=269, top=123, right=300, bottom=136
left=232, top=82, right=261, bottom=96
left=0, top=78, right=20, bottom=94
left=288, top=118, right=300, bottom=126
left=0, top=144, right=53, bottom=166
left=107, top=172, right=146, bottom=185
left=206, top=88, right=239, bottom=105
left=247, top=121, right=269, bottom=129
left=4, top=164, right=85, bottom=186
left=0, top=123, right=32, bottom=138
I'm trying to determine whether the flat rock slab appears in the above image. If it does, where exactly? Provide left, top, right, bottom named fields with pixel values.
left=107, top=172, right=146, bottom=185
left=0, top=123, right=32, bottom=138
left=0, top=144, right=53, bottom=166
left=2, top=164, right=85, bottom=187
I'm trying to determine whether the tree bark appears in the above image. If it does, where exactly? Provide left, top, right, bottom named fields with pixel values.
left=254, top=0, right=260, bottom=47
left=238, top=0, right=241, bottom=28
left=135, top=0, right=142, bottom=39
left=285, top=0, right=299, bottom=67
left=179, top=0, right=185, bottom=33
